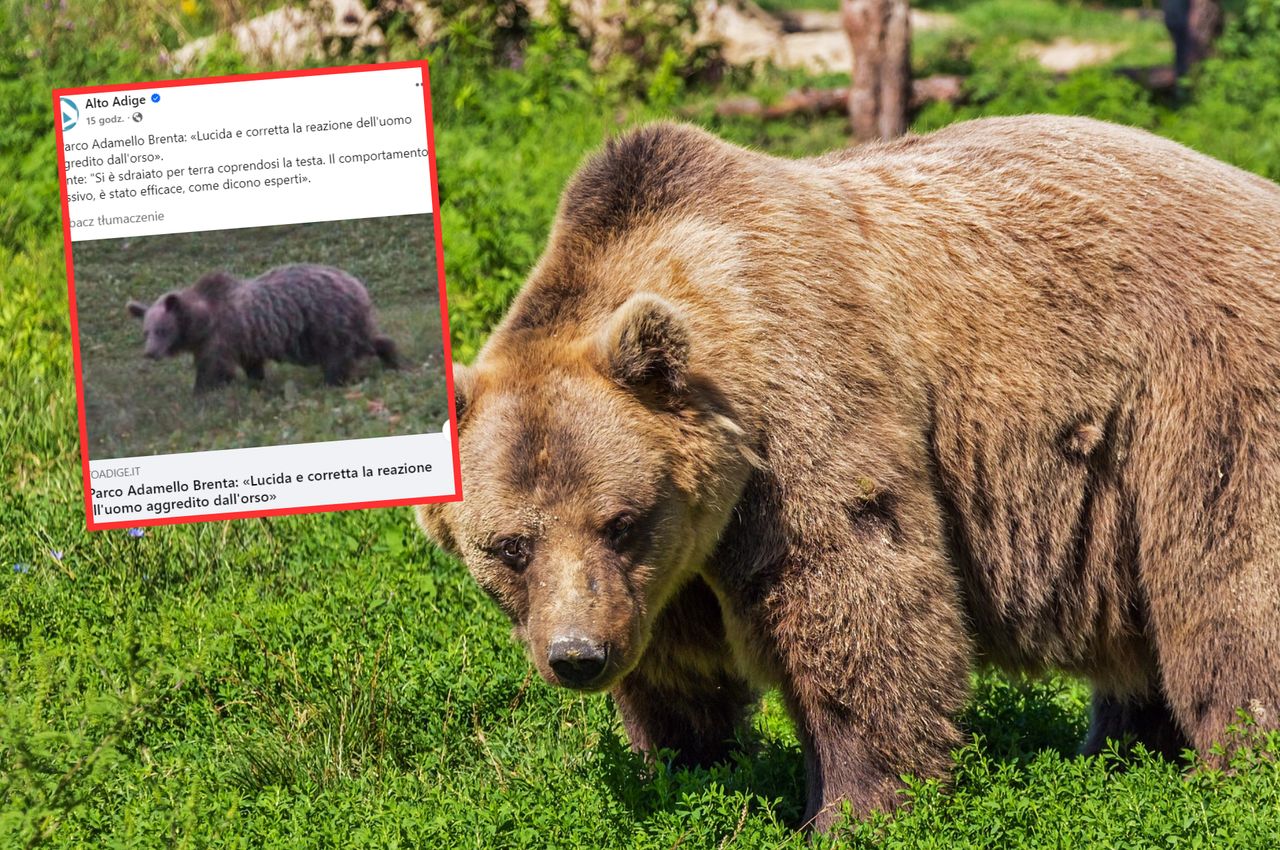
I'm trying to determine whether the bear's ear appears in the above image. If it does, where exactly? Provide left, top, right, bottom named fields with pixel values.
left=126, top=300, right=148, bottom=319
left=162, top=293, right=184, bottom=314
left=451, top=361, right=476, bottom=423
left=596, top=293, right=690, bottom=400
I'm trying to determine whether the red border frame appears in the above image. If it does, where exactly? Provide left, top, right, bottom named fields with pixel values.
left=53, top=61, right=464, bottom=531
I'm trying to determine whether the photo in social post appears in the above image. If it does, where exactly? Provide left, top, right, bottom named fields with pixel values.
left=54, top=62, right=463, bottom=530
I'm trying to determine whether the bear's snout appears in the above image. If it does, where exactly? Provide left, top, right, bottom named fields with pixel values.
left=547, top=635, right=609, bottom=689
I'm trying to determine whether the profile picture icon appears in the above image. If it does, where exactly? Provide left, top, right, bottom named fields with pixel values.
left=61, top=97, right=78, bottom=132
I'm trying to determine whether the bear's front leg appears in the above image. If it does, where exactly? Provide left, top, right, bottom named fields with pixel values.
left=611, top=577, right=757, bottom=768
left=241, top=358, right=266, bottom=382
left=744, top=525, right=973, bottom=831
left=193, top=353, right=236, bottom=393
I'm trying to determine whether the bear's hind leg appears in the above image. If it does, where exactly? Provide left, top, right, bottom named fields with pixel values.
left=321, top=351, right=356, bottom=386
left=1082, top=690, right=1190, bottom=761
left=1147, top=604, right=1280, bottom=765
left=243, top=358, right=266, bottom=382
left=1135, top=395, right=1280, bottom=764
left=374, top=336, right=400, bottom=370
left=611, top=578, right=757, bottom=768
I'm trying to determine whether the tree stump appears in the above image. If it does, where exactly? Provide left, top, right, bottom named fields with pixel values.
left=1163, top=0, right=1223, bottom=77
left=842, top=0, right=912, bottom=141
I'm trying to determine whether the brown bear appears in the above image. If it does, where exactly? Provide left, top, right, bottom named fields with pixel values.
left=126, top=263, right=399, bottom=393
left=416, top=115, right=1280, bottom=830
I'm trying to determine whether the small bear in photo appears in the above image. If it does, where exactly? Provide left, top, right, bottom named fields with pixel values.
left=126, top=263, right=399, bottom=393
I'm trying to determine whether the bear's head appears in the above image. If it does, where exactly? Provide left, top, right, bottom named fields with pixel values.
left=418, top=292, right=756, bottom=692
left=126, top=291, right=209, bottom=359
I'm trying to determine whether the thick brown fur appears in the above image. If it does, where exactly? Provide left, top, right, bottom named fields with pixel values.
left=417, top=116, right=1280, bottom=831
left=127, top=263, right=399, bottom=393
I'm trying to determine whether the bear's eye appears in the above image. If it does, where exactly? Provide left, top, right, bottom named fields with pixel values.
left=492, top=536, right=531, bottom=572
left=605, top=513, right=636, bottom=549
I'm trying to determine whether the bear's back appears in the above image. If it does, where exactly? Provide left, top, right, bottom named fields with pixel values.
left=805, top=115, right=1280, bottom=365
left=240, top=265, right=368, bottom=322
left=228, top=265, right=373, bottom=363
left=822, top=115, right=1275, bottom=203
left=829, top=114, right=1280, bottom=300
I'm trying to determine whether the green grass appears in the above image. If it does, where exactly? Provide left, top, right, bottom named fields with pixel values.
left=3, top=528, right=1279, bottom=848
left=71, top=214, right=448, bottom=459
left=4, top=0, right=1280, bottom=847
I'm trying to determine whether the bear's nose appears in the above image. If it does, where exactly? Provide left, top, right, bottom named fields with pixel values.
left=547, top=637, right=608, bottom=688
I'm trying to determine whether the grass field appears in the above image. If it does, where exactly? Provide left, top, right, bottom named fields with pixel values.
left=4, top=0, right=1280, bottom=847
left=72, top=214, right=448, bottom=459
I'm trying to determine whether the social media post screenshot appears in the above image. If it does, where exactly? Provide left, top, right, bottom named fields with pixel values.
left=54, top=62, right=462, bottom=530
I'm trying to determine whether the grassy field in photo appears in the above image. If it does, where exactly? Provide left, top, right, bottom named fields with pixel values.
left=4, top=0, right=1280, bottom=847
left=72, top=214, right=449, bottom=460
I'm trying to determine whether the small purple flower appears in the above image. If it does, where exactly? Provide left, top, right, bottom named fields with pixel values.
left=127, top=528, right=146, bottom=538
left=49, top=549, right=63, bottom=561
left=13, top=563, right=29, bottom=574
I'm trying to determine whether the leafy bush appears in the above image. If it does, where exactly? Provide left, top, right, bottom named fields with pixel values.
left=0, top=2, right=144, bottom=245
left=914, top=45, right=1158, bottom=132
left=427, top=25, right=625, bottom=360
left=1162, top=0, right=1280, bottom=178
left=915, top=0, right=1280, bottom=182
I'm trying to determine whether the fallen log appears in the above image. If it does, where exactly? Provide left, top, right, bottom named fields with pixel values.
left=713, top=75, right=964, bottom=120
left=910, top=74, right=963, bottom=109
left=1113, top=65, right=1179, bottom=93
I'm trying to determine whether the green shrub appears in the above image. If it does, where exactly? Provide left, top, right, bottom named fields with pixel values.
left=915, top=0, right=1280, bottom=183
left=1162, top=0, right=1280, bottom=178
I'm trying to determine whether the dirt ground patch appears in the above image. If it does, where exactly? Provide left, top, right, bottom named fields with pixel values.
left=1021, top=37, right=1128, bottom=72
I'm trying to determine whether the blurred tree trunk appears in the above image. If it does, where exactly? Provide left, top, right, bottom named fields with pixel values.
left=842, top=0, right=912, bottom=141
left=1164, top=0, right=1223, bottom=77
left=1187, top=0, right=1223, bottom=66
